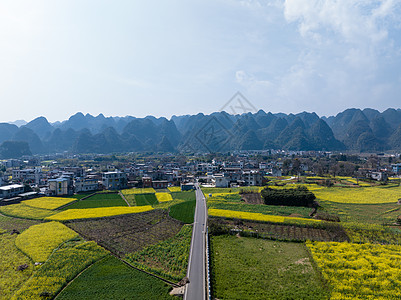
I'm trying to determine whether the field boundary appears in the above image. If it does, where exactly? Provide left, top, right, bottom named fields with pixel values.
left=54, top=255, right=109, bottom=299
left=119, top=255, right=180, bottom=288
left=118, top=191, right=131, bottom=207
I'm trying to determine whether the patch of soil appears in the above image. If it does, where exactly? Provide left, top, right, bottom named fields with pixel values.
left=241, top=193, right=263, bottom=205
left=66, top=209, right=183, bottom=257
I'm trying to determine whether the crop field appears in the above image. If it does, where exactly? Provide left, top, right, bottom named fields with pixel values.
left=61, top=193, right=127, bottom=210
left=319, top=200, right=400, bottom=224
left=0, top=233, right=34, bottom=299
left=66, top=210, right=183, bottom=256
left=134, top=193, right=159, bottom=206
left=307, top=241, right=401, bottom=299
left=0, top=203, right=57, bottom=220
left=169, top=200, right=196, bottom=223
left=15, top=221, right=78, bottom=263
left=209, top=208, right=321, bottom=226
left=168, top=186, right=181, bottom=192
left=56, top=255, right=174, bottom=300
left=343, top=222, right=401, bottom=244
left=313, top=186, right=401, bottom=204
left=127, top=225, right=192, bottom=281
left=209, top=218, right=349, bottom=242
left=23, top=197, right=77, bottom=210
left=171, top=191, right=196, bottom=202
left=0, top=214, right=40, bottom=232
left=211, top=235, right=329, bottom=299
left=13, top=239, right=108, bottom=300
left=47, top=205, right=153, bottom=221
left=155, top=192, right=173, bottom=202
left=122, top=188, right=156, bottom=194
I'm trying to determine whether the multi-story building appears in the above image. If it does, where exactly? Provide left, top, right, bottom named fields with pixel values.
left=48, top=176, right=74, bottom=196
left=102, top=171, right=127, bottom=190
left=392, top=164, right=401, bottom=175
left=12, top=168, right=42, bottom=185
left=74, top=177, right=99, bottom=193
left=242, top=170, right=264, bottom=186
left=0, top=184, right=24, bottom=199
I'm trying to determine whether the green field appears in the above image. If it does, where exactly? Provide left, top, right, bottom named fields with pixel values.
left=61, top=193, right=127, bottom=210
left=126, top=225, right=192, bottom=281
left=211, top=235, right=329, bottom=300
left=319, top=200, right=400, bottom=224
left=134, top=193, right=159, bottom=206
left=169, top=200, right=196, bottom=223
left=56, top=255, right=174, bottom=300
left=171, top=191, right=196, bottom=202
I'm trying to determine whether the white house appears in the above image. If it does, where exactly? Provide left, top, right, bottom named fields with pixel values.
left=0, top=184, right=24, bottom=198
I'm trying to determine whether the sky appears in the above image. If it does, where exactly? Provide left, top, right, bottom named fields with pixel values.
left=1, top=0, right=401, bottom=123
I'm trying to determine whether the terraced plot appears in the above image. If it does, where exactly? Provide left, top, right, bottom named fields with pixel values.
left=56, top=255, right=174, bottom=300
left=66, top=210, right=183, bottom=256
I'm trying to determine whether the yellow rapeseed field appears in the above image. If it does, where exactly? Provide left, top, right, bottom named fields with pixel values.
left=0, top=203, right=57, bottom=220
left=314, top=186, right=401, bottom=204
left=155, top=192, right=173, bottom=202
left=12, top=241, right=108, bottom=300
left=208, top=208, right=321, bottom=225
left=122, top=188, right=156, bottom=194
left=307, top=241, right=401, bottom=299
left=23, top=197, right=77, bottom=210
left=15, top=222, right=78, bottom=263
left=46, top=205, right=154, bottom=221
left=168, top=186, right=181, bottom=192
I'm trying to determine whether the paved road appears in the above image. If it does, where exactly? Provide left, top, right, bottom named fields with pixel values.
left=184, top=183, right=207, bottom=300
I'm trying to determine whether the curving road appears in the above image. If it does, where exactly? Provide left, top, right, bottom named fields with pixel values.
left=184, top=183, right=207, bottom=300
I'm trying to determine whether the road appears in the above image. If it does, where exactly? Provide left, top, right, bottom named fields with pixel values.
left=184, top=183, right=207, bottom=300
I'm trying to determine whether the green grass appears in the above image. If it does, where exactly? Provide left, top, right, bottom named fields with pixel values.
left=61, top=193, right=127, bottom=210
left=169, top=200, right=196, bottom=223
left=170, top=191, right=196, bottom=202
left=319, top=200, right=400, bottom=225
left=211, top=235, right=329, bottom=300
left=134, top=193, right=158, bottom=206
left=56, top=255, right=174, bottom=300
left=126, top=225, right=192, bottom=281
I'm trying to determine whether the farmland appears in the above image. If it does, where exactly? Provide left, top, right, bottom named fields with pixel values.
left=66, top=210, right=183, bottom=256
left=169, top=200, right=196, bottom=223
left=15, top=221, right=78, bottom=263
left=0, top=233, right=34, bottom=299
left=313, top=185, right=401, bottom=204
left=209, top=208, right=322, bottom=226
left=0, top=214, right=40, bottom=232
left=0, top=203, right=57, bottom=220
left=47, top=205, right=153, bottom=221
left=13, top=239, right=108, bottom=299
left=211, top=235, right=329, bottom=299
left=61, top=193, right=127, bottom=210
left=209, top=218, right=349, bottom=242
left=56, top=255, right=174, bottom=300
left=155, top=192, right=173, bottom=202
left=134, top=193, right=159, bottom=206
left=126, top=225, right=192, bottom=281
left=23, top=197, right=77, bottom=210
left=307, top=241, right=401, bottom=299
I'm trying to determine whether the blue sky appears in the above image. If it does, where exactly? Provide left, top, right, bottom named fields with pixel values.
left=1, top=0, right=401, bottom=122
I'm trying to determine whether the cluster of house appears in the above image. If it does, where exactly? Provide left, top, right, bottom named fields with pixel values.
left=1, top=154, right=401, bottom=203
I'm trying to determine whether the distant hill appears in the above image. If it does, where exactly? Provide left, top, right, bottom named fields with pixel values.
left=1, top=108, right=401, bottom=154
